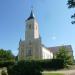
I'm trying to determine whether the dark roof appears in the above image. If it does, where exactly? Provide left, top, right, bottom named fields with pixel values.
left=48, top=45, right=73, bottom=54
left=27, top=10, right=35, bottom=20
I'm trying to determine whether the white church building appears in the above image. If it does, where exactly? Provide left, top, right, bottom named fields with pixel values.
left=18, top=10, right=53, bottom=60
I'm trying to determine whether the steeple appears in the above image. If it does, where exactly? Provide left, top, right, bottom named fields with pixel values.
left=27, top=10, right=35, bottom=20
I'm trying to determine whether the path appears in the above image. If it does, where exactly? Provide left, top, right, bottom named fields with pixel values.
left=43, top=69, right=75, bottom=75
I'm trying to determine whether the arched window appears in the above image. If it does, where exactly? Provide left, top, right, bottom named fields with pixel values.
left=26, top=49, right=32, bottom=56
left=29, top=24, right=31, bottom=29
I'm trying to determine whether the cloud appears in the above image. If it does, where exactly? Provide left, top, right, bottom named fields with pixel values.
left=52, top=36, right=56, bottom=40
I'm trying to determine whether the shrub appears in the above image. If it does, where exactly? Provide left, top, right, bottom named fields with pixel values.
left=0, top=61, right=15, bottom=68
left=35, top=59, right=64, bottom=70
left=7, top=59, right=64, bottom=75
left=7, top=60, right=42, bottom=75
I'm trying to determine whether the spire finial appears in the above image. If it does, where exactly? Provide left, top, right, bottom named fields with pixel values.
left=31, top=5, right=34, bottom=12
left=30, top=5, right=35, bottom=17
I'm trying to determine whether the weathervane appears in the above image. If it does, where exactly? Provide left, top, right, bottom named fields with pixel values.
left=31, top=4, right=34, bottom=12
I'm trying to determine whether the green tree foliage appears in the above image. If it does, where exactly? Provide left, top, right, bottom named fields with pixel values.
left=7, top=59, right=64, bottom=73
left=67, top=0, right=75, bottom=24
left=15, top=55, right=18, bottom=61
left=68, top=0, right=75, bottom=8
left=0, top=61, right=15, bottom=68
left=36, top=59, right=64, bottom=70
left=56, top=47, right=73, bottom=67
left=0, top=49, right=15, bottom=61
left=7, top=60, right=42, bottom=75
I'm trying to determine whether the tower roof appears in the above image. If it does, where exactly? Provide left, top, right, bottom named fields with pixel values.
left=27, top=10, right=35, bottom=20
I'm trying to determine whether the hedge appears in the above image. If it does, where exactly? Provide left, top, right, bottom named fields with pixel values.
left=32, top=59, right=64, bottom=70
left=7, top=61, right=42, bottom=75
left=0, top=61, right=15, bottom=68
left=0, top=59, right=64, bottom=70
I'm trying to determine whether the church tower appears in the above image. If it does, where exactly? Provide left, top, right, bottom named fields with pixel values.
left=18, top=10, right=53, bottom=61
left=18, top=10, right=42, bottom=60
left=25, top=10, right=40, bottom=40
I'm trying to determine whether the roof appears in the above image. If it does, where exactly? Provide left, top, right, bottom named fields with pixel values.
left=48, top=45, right=73, bottom=54
left=26, top=10, right=35, bottom=20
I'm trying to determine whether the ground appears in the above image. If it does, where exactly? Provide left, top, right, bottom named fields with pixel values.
left=42, top=69, right=75, bottom=75
left=43, top=72, right=64, bottom=75
left=1, top=67, right=75, bottom=75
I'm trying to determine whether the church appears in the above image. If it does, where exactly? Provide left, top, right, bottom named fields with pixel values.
left=18, top=10, right=74, bottom=61
left=18, top=10, right=53, bottom=60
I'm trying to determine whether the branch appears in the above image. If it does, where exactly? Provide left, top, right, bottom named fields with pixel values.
left=68, top=0, right=75, bottom=8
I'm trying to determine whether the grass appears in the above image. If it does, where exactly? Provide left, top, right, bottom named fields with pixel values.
left=42, top=73, right=64, bottom=75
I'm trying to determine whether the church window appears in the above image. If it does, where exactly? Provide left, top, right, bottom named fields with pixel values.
left=29, top=41, right=31, bottom=45
left=26, top=49, right=32, bottom=56
left=29, top=24, right=31, bottom=29
left=29, top=41, right=32, bottom=47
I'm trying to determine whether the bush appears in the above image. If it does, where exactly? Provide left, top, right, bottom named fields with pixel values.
left=35, top=59, right=64, bottom=70
left=0, top=61, right=15, bottom=68
left=7, top=60, right=42, bottom=75
left=7, top=59, right=64, bottom=75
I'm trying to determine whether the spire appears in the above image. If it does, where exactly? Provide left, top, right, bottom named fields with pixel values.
left=27, top=10, right=35, bottom=20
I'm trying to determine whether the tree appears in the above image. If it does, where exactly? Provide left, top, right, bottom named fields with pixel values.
left=7, top=60, right=42, bottom=75
left=67, top=0, right=75, bottom=24
left=15, top=55, right=18, bottom=61
left=56, top=47, right=73, bottom=67
left=0, top=49, right=15, bottom=61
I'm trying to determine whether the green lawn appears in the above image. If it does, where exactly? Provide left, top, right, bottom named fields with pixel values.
left=42, top=73, right=64, bottom=75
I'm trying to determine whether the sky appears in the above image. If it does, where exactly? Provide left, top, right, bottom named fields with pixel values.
left=0, top=0, right=75, bottom=58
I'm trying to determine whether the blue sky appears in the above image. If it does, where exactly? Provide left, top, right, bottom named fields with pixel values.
left=0, top=0, right=75, bottom=58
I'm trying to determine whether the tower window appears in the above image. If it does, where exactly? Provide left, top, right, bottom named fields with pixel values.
left=29, top=24, right=31, bottom=29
